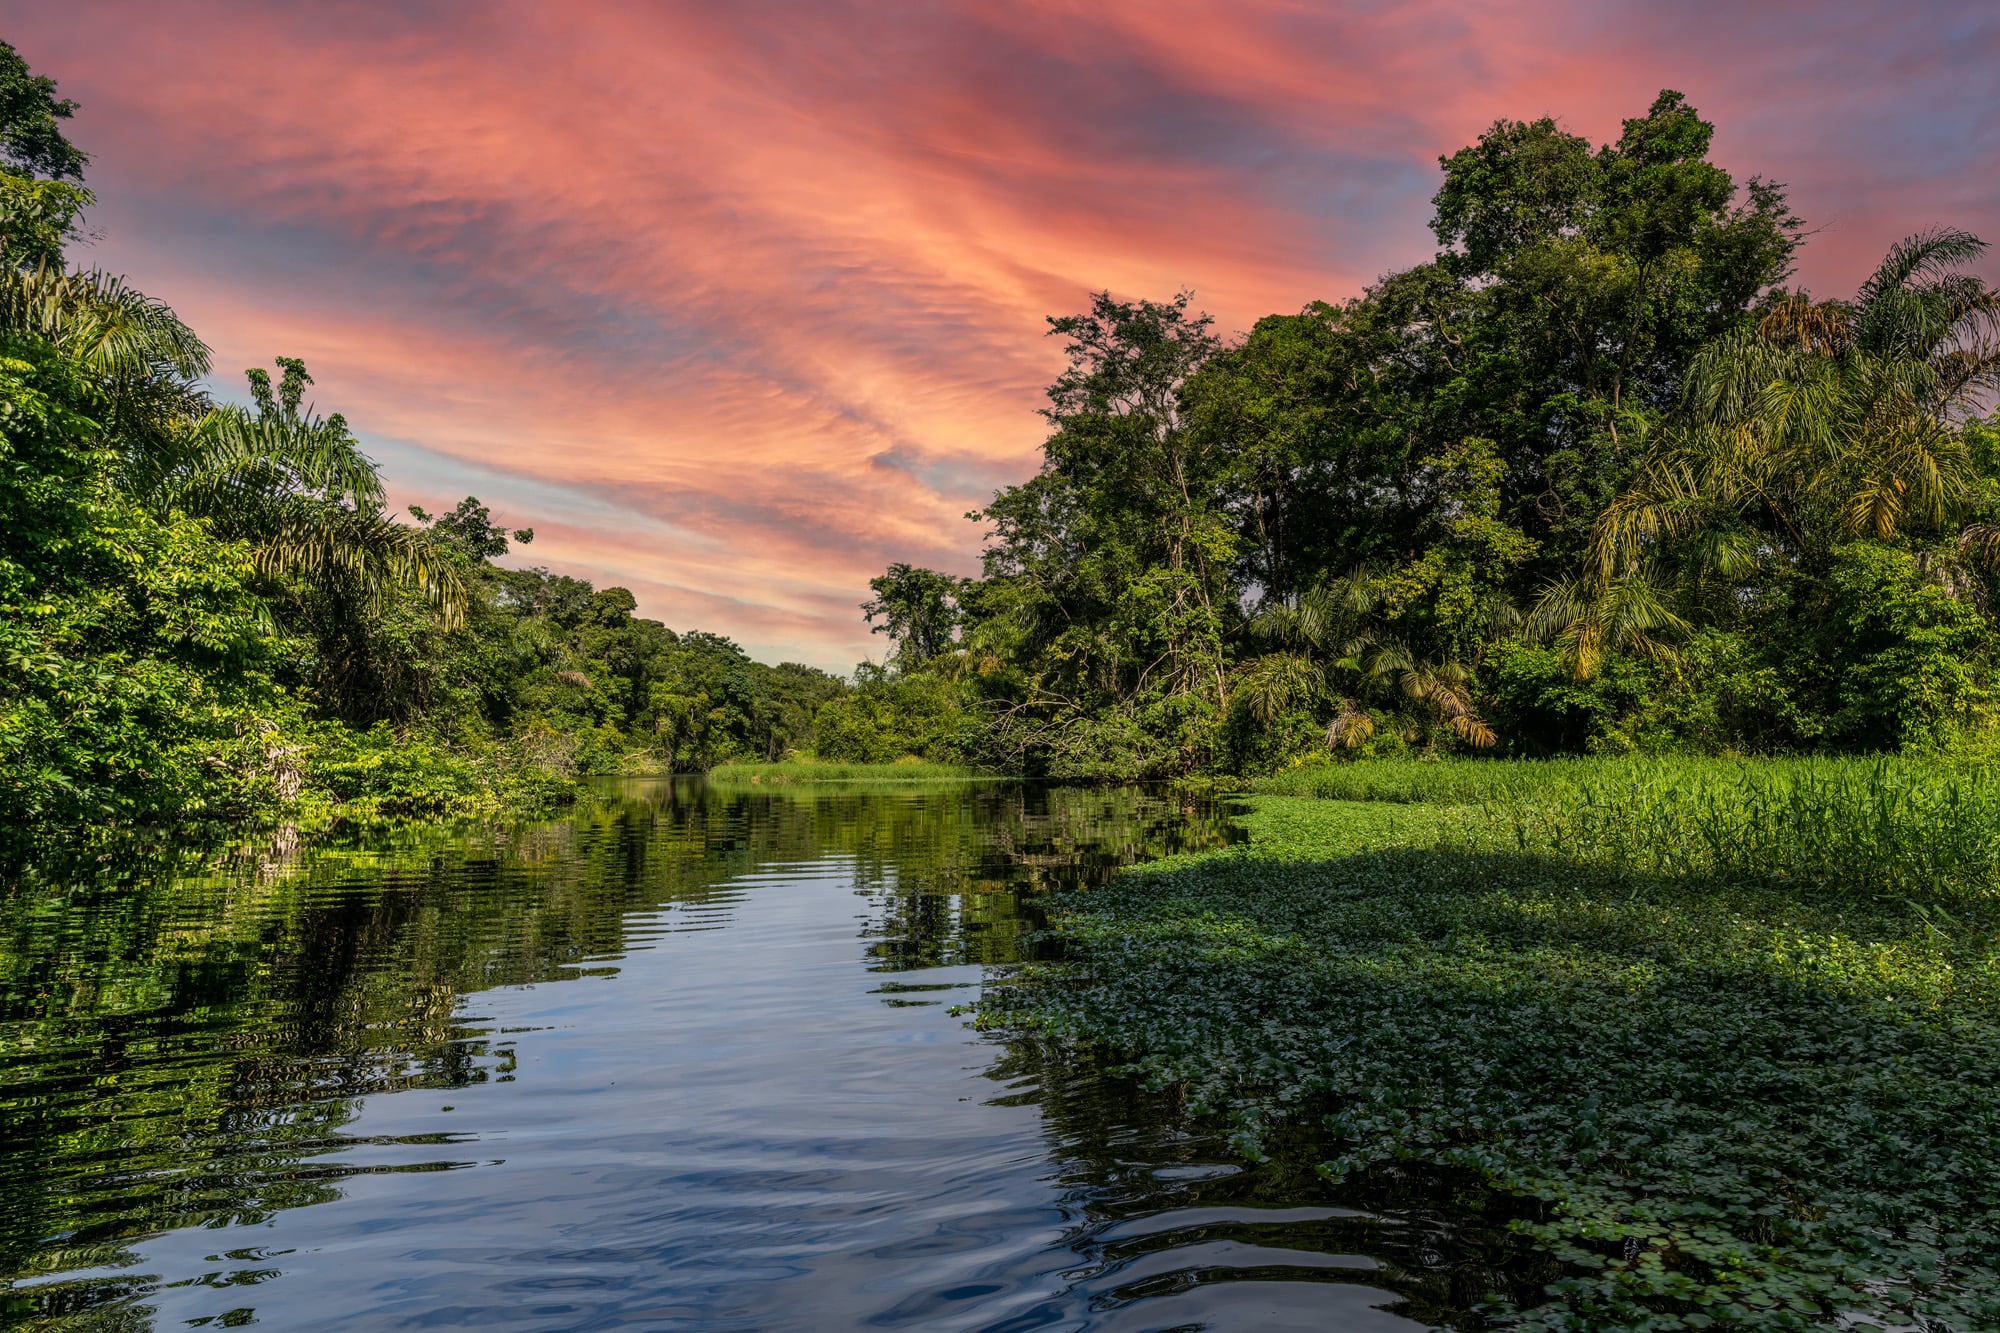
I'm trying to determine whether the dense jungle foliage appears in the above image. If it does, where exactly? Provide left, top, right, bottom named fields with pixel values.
left=850, top=91, right=2000, bottom=777
left=6, top=38, right=1999, bottom=838
left=0, top=42, right=844, bottom=841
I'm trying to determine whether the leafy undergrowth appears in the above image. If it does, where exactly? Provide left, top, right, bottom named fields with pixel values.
left=295, top=723, right=579, bottom=832
left=980, top=778, right=2000, bottom=1330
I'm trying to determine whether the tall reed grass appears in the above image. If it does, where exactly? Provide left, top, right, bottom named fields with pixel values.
left=1253, top=755, right=2000, bottom=899
left=1483, top=759, right=2000, bottom=899
left=1246, top=755, right=1602, bottom=804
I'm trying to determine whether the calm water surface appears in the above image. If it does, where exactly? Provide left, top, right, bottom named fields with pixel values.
left=2, top=781, right=1470, bottom=1331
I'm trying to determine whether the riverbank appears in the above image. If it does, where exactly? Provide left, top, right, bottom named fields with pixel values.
left=6, top=742, right=999, bottom=862
left=979, top=758, right=2000, bottom=1330
left=704, top=758, right=988, bottom=784
left=0, top=726, right=583, bottom=865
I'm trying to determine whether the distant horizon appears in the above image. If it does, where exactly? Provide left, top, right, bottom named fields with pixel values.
left=16, top=1, right=1996, bottom=671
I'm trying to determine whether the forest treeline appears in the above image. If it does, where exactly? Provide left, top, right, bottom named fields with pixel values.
left=5, top=36, right=2000, bottom=838
left=0, top=42, right=845, bottom=836
left=851, top=90, right=2000, bottom=777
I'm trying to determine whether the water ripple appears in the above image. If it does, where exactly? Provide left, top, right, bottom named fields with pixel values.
left=1, top=782, right=1472, bottom=1330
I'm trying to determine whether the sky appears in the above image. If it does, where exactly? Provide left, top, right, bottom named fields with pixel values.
left=12, top=2, right=1997, bottom=670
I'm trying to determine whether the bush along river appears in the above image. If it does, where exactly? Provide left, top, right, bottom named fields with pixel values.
left=2, top=781, right=1521, bottom=1332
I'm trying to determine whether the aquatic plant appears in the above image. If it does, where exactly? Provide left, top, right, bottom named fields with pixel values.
left=983, top=764, right=2000, bottom=1329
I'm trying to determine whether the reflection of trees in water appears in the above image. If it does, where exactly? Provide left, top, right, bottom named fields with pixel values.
left=838, top=785, right=1246, bottom=970
left=985, top=1033, right=1559, bottom=1328
left=0, top=780, right=1236, bottom=1323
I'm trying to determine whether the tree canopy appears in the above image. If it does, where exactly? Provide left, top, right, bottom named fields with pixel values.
left=849, top=91, right=2000, bottom=775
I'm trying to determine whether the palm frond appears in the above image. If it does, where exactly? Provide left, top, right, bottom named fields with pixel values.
left=260, top=507, right=468, bottom=629
left=1679, top=525, right=1761, bottom=582
left=1756, top=297, right=1851, bottom=358
left=1396, top=659, right=1495, bottom=748
left=1857, top=228, right=1988, bottom=311
left=1590, top=453, right=1715, bottom=577
left=1234, top=651, right=1324, bottom=724
left=176, top=407, right=386, bottom=510
left=1530, top=569, right=1687, bottom=680
left=1958, top=523, right=2000, bottom=570
left=1325, top=701, right=1375, bottom=749
left=1360, top=639, right=1414, bottom=680
left=0, top=263, right=210, bottom=380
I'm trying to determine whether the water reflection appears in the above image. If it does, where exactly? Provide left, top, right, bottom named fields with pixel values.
left=1, top=781, right=1471, bottom=1330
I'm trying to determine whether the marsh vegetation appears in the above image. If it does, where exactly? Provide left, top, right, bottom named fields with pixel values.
left=984, top=759, right=2000, bottom=1329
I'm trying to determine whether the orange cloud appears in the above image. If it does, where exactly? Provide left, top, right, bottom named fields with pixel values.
left=13, top=0, right=1995, bottom=667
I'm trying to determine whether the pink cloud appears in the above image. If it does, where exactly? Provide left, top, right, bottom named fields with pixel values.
left=10, top=1, right=1994, bottom=667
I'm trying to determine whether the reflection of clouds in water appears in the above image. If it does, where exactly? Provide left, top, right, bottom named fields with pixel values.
left=0, top=782, right=1642, bottom=1326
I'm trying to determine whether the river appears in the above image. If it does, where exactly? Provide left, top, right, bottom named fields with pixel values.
left=2, top=780, right=1472, bottom=1331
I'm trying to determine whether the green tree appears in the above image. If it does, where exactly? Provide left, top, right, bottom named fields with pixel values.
left=0, top=39, right=91, bottom=269
left=0, top=39, right=87, bottom=181
left=1534, top=230, right=2000, bottom=749
left=411, top=494, right=534, bottom=560
left=1426, top=89, right=1801, bottom=568
left=178, top=361, right=465, bottom=624
left=974, top=291, right=1234, bottom=774
left=0, top=299, right=283, bottom=830
left=1595, top=229, right=1999, bottom=576
left=862, top=563, right=962, bottom=668
left=1180, top=301, right=1415, bottom=605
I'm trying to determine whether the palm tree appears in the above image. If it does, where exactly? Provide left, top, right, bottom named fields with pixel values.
left=1356, top=640, right=1497, bottom=749
left=1, top=264, right=463, bottom=626
left=1233, top=572, right=1377, bottom=725
left=164, top=365, right=466, bottom=627
left=1235, top=573, right=1498, bottom=748
left=1396, top=658, right=1495, bottom=749
left=0, top=262, right=209, bottom=382
left=1526, top=569, right=1688, bottom=681
left=1538, top=228, right=2000, bottom=676
left=0, top=262, right=212, bottom=466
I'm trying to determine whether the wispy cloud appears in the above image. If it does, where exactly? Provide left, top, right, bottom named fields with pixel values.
left=15, top=0, right=1995, bottom=667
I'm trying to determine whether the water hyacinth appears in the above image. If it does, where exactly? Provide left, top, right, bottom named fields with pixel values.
left=980, top=762, right=2000, bottom=1330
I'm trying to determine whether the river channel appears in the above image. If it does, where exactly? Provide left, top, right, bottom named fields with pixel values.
left=3, top=780, right=1479, bottom=1331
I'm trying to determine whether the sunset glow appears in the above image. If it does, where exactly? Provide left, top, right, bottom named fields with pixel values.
left=20, top=1, right=1996, bottom=668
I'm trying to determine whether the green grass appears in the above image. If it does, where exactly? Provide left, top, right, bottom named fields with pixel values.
left=1244, top=751, right=1987, bottom=807
left=1244, top=754, right=1602, bottom=803
left=982, top=758, right=2000, bottom=1330
left=702, top=758, right=988, bottom=784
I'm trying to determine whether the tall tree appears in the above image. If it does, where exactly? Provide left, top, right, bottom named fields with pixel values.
left=975, top=291, right=1233, bottom=772
left=862, top=563, right=962, bottom=669
left=1592, top=229, right=2000, bottom=580
left=1426, top=90, right=1801, bottom=569
left=168, top=360, right=465, bottom=629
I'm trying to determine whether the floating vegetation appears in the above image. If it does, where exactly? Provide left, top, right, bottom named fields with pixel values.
left=984, top=760, right=2000, bottom=1329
